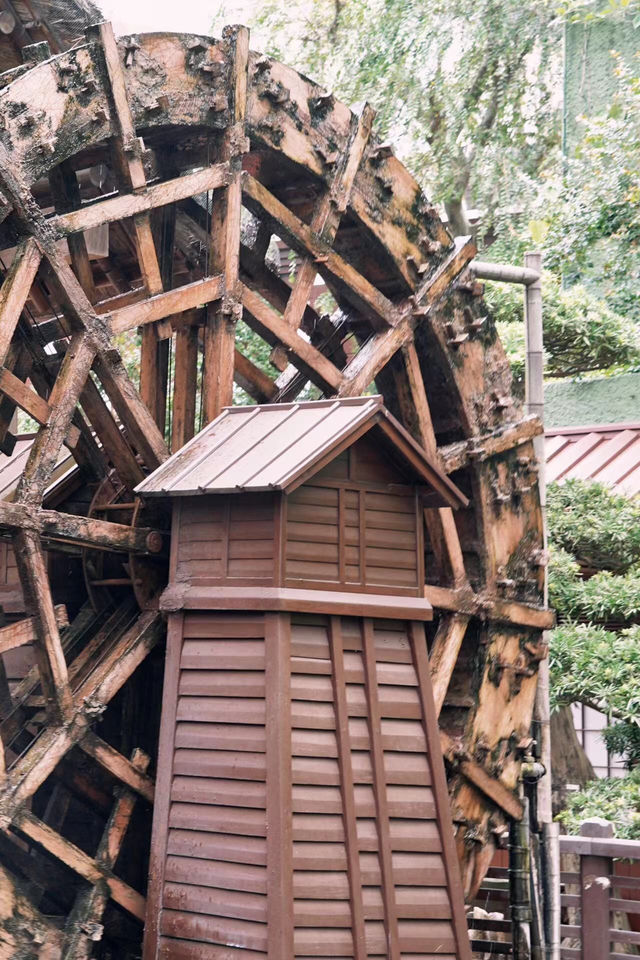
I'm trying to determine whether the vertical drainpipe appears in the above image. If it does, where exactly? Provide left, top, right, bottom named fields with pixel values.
left=524, top=250, right=560, bottom=960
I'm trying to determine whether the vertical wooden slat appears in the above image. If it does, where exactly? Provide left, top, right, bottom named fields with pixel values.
left=361, top=616, right=400, bottom=960
left=203, top=25, right=249, bottom=424
left=12, top=529, right=73, bottom=722
left=264, top=611, right=293, bottom=960
left=328, top=615, right=367, bottom=960
left=142, top=612, right=183, bottom=960
left=171, top=319, right=198, bottom=451
left=408, top=619, right=473, bottom=960
left=358, top=490, right=366, bottom=587
left=338, top=488, right=346, bottom=583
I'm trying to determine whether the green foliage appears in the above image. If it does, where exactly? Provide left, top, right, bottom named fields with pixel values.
left=558, top=768, right=640, bottom=838
left=549, top=547, right=640, bottom=624
left=485, top=278, right=640, bottom=382
left=549, top=621, right=640, bottom=719
left=546, top=479, right=640, bottom=825
left=547, top=479, right=640, bottom=572
left=544, top=57, right=640, bottom=319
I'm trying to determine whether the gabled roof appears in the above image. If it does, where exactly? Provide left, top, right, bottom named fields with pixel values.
left=546, top=422, right=640, bottom=496
left=136, top=396, right=469, bottom=509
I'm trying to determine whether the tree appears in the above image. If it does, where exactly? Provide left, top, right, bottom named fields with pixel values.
left=546, top=479, right=640, bottom=831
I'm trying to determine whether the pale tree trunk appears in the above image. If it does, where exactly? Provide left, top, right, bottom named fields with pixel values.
left=551, top=706, right=595, bottom=817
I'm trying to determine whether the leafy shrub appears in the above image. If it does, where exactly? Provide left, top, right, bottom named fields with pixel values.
left=558, top=769, right=640, bottom=839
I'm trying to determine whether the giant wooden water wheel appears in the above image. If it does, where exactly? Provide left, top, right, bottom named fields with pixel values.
left=0, top=19, right=551, bottom=958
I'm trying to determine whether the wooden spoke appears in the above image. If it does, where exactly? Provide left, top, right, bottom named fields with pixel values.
left=241, top=284, right=343, bottom=393
left=172, top=320, right=199, bottom=450
left=0, top=365, right=51, bottom=426
left=12, top=528, right=72, bottom=721
left=0, top=238, right=41, bottom=365
left=79, top=732, right=154, bottom=803
left=203, top=25, right=250, bottom=424
left=49, top=161, right=98, bottom=304
left=243, top=173, right=400, bottom=328
left=234, top=348, right=277, bottom=403
left=109, top=274, right=224, bottom=335
left=282, top=103, right=375, bottom=334
left=429, top=613, right=470, bottom=716
left=13, top=807, right=146, bottom=920
left=63, top=747, right=151, bottom=959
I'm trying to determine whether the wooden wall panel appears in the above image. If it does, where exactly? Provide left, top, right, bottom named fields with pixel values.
left=155, top=611, right=269, bottom=960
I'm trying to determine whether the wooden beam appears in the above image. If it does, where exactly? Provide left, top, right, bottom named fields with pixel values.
left=440, top=730, right=524, bottom=821
left=439, top=415, right=544, bottom=474
left=0, top=501, right=163, bottom=555
left=0, top=365, right=50, bottom=425
left=12, top=529, right=72, bottom=721
left=203, top=25, right=250, bottom=424
left=16, top=332, right=96, bottom=507
left=242, top=173, right=399, bottom=328
left=13, top=808, right=146, bottom=921
left=428, top=614, right=470, bottom=716
left=79, top=374, right=145, bottom=492
left=234, top=348, right=277, bottom=403
left=282, top=103, right=375, bottom=334
left=339, top=320, right=414, bottom=398
left=241, top=284, right=343, bottom=393
left=63, top=748, right=151, bottom=959
left=109, top=274, right=224, bottom=335
left=0, top=604, right=68, bottom=655
left=52, top=164, right=230, bottom=237
left=93, top=352, right=169, bottom=470
left=79, top=732, right=154, bottom=803
left=424, top=583, right=555, bottom=630
left=0, top=238, right=41, bottom=367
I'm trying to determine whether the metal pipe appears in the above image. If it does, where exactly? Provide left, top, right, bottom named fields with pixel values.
left=524, top=250, right=560, bottom=960
left=510, top=794, right=533, bottom=960
left=470, top=259, right=541, bottom=286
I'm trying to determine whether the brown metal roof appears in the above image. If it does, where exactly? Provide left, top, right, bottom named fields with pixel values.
left=136, top=396, right=469, bottom=508
left=546, top=422, right=640, bottom=496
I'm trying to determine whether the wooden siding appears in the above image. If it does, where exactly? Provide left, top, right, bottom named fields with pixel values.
left=285, top=483, right=421, bottom=595
left=174, top=495, right=277, bottom=585
left=148, top=610, right=467, bottom=959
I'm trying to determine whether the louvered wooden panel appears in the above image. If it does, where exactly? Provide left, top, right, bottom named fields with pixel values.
left=155, top=612, right=269, bottom=960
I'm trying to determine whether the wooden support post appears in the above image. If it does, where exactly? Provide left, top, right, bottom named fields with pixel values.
left=203, top=25, right=250, bottom=424
left=12, top=529, right=72, bottom=721
left=63, top=747, right=151, bottom=959
left=172, top=317, right=198, bottom=450
left=579, top=819, right=613, bottom=960
left=0, top=364, right=50, bottom=426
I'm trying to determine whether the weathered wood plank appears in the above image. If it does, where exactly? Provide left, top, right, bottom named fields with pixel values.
left=0, top=237, right=41, bottom=366
left=109, top=275, right=224, bottom=335
left=428, top=614, right=470, bottom=717
left=13, top=808, right=146, bottom=921
left=242, top=284, right=343, bottom=393
left=12, top=529, right=72, bottom=721
left=52, top=164, right=230, bottom=237
left=0, top=365, right=50, bottom=425
left=0, top=501, right=163, bottom=555
left=172, top=321, right=199, bottom=450
left=79, top=732, right=154, bottom=803
left=0, top=604, right=68, bottom=656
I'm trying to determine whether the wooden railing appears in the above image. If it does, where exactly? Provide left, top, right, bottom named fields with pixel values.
left=560, top=818, right=640, bottom=960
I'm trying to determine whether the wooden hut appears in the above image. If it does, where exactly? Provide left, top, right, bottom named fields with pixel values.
left=136, top=395, right=472, bottom=959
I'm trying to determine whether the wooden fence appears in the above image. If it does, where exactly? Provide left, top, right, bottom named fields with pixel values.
left=560, top=818, right=640, bottom=960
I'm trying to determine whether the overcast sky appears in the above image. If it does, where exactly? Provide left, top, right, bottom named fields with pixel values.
left=97, top=0, right=257, bottom=36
